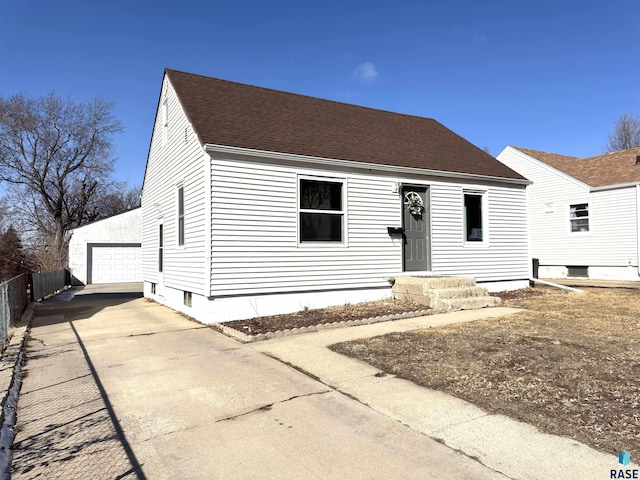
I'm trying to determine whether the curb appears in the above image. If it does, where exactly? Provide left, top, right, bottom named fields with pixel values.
left=0, top=303, right=33, bottom=479
left=213, top=309, right=433, bottom=343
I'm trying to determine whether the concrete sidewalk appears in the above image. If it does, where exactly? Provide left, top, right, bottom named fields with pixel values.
left=10, top=285, right=508, bottom=479
left=252, top=308, right=627, bottom=480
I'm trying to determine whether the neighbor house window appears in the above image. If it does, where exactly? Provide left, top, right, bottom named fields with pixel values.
left=299, top=178, right=344, bottom=242
left=570, top=203, right=589, bottom=232
left=177, top=186, right=185, bottom=246
left=183, top=291, right=192, bottom=307
left=464, top=191, right=484, bottom=242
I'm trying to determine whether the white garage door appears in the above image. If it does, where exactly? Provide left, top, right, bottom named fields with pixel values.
left=90, top=245, right=142, bottom=283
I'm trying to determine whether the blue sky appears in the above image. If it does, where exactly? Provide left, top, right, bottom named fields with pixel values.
left=1, top=0, right=639, bottom=186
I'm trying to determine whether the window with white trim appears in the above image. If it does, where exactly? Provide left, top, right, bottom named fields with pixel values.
left=464, top=191, right=485, bottom=242
left=570, top=203, right=589, bottom=232
left=299, top=178, right=344, bottom=242
left=162, top=99, right=168, bottom=146
left=177, top=185, right=185, bottom=246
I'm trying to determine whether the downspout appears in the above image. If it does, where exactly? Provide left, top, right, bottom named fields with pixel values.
left=636, top=185, right=640, bottom=276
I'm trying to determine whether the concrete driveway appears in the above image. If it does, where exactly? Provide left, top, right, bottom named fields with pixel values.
left=11, top=284, right=503, bottom=479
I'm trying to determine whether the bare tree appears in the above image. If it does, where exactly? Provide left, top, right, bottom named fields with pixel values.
left=84, top=182, right=141, bottom=222
left=0, top=92, right=123, bottom=268
left=606, top=113, right=640, bottom=152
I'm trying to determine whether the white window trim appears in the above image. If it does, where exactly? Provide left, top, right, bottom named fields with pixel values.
left=176, top=183, right=185, bottom=247
left=568, top=202, right=590, bottom=234
left=463, top=189, right=488, bottom=246
left=297, top=175, right=348, bottom=247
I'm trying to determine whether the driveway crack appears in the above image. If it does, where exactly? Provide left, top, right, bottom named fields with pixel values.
left=215, top=389, right=332, bottom=423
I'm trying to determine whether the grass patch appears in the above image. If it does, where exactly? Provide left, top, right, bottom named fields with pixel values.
left=330, top=288, right=640, bottom=455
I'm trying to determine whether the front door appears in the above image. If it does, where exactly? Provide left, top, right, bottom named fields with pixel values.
left=402, top=186, right=430, bottom=271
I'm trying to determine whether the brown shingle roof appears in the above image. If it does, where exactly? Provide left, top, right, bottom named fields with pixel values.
left=516, top=146, right=640, bottom=187
left=166, top=69, right=526, bottom=181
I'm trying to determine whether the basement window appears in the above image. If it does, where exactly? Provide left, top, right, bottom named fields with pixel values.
left=299, top=177, right=345, bottom=243
left=570, top=203, right=589, bottom=232
left=567, top=266, right=588, bottom=278
left=183, top=291, right=192, bottom=307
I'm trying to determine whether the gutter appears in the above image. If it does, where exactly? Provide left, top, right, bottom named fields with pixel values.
left=204, top=144, right=532, bottom=186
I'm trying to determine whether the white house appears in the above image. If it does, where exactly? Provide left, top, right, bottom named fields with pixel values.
left=68, top=208, right=142, bottom=285
left=141, top=69, right=531, bottom=323
left=497, top=146, right=640, bottom=281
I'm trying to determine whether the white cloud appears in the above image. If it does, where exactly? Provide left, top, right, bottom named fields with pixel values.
left=353, top=61, right=378, bottom=82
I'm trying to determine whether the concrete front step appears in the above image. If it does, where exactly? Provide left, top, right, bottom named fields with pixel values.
left=390, top=275, right=501, bottom=311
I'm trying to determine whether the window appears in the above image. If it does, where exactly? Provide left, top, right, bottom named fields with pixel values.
left=158, top=224, right=164, bottom=272
left=177, top=186, right=185, bottom=246
left=151, top=283, right=156, bottom=294
left=183, top=291, right=192, bottom=307
left=299, top=178, right=344, bottom=242
left=162, top=99, right=168, bottom=145
left=570, top=203, right=589, bottom=232
left=464, top=192, right=484, bottom=242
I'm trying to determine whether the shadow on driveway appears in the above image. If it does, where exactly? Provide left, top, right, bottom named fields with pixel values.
left=12, top=284, right=147, bottom=479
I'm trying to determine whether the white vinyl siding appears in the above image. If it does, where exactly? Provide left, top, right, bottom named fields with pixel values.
left=497, top=147, right=639, bottom=269
left=209, top=155, right=529, bottom=296
left=430, top=183, right=529, bottom=282
left=141, top=76, right=207, bottom=294
left=209, top=157, right=401, bottom=296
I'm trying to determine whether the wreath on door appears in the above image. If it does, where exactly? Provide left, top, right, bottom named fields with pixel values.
left=404, top=191, right=425, bottom=217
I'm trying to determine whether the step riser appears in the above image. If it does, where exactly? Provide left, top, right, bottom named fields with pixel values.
left=390, top=275, right=501, bottom=311
left=390, top=276, right=477, bottom=289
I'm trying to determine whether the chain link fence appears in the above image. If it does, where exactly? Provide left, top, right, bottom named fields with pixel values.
left=0, top=274, right=30, bottom=347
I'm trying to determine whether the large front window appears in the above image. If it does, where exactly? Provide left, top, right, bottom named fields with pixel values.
left=299, top=178, right=344, bottom=242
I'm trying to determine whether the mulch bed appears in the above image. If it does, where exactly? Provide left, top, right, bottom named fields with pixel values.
left=220, top=298, right=431, bottom=336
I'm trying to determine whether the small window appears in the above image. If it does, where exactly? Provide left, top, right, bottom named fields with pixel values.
left=464, top=192, right=484, bottom=242
left=177, top=186, right=185, bottom=246
left=570, top=203, right=589, bottom=232
left=162, top=100, right=168, bottom=146
left=183, top=291, right=192, bottom=307
left=299, top=178, right=344, bottom=242
left=151, top=283, right=156, bottom=294
left=158, top=224, right=164, bottom=272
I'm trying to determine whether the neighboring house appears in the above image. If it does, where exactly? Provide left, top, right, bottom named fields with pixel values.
left=497, top=146, right=640, bottom=281
left=68, top=208, right=142, bottom=285
left=141, top=68, right=531, bottom=322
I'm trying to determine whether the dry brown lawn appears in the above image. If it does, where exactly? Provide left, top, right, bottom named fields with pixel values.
left=330, top=287, right=640, bottom=456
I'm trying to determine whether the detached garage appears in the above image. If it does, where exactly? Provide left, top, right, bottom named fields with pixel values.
left=68, top=208, right=142, bottom=285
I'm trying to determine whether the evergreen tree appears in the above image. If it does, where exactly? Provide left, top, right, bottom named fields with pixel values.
left=0, top=226, right=29, bottom=281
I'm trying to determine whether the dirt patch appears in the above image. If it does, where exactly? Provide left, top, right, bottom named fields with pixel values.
left=221, top=298, right=429, bottom=335
left=330, top=287, right=640, bottom=456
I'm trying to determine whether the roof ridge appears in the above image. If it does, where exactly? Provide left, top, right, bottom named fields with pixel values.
left=164, top=68, right=440, bottom=124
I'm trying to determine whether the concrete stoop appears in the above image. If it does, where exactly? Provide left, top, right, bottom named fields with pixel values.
left=390, top=276, right=501, bottom=311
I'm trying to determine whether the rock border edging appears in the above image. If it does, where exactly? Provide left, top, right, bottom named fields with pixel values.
left=213, top=309, right=433, bottom=343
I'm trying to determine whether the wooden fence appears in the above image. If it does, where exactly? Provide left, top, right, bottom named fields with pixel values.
left=32, top=269, right=68, bottom=302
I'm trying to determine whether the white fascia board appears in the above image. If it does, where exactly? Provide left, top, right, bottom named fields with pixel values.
left=502, top=146, right=589, bottom=190
left=205, top=144, right=531, bottom=186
